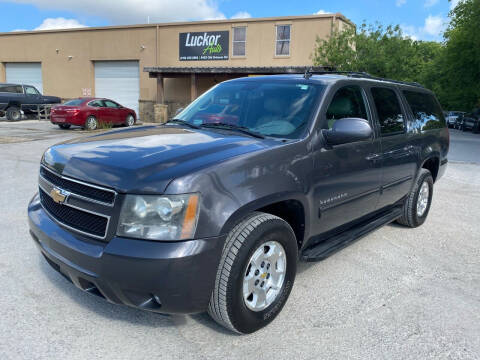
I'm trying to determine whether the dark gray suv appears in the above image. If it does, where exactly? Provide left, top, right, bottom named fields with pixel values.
left=28, top=73, right=449, bottom=334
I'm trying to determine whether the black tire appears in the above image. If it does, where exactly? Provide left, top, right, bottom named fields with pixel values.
left=58, top=124, right=71, bottom=129
left=208, top=212, right=298, bottom=334
left=6, top=106, right=21, bottom=121
left=397, top=169, right=434, bottom=228
left=85, top=116, right=98, bottom=130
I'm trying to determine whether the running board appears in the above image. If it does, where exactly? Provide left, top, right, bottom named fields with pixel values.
left=301, top=207, right=403, bottom=262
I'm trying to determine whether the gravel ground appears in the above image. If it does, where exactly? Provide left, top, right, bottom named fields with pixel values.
left=0, top=121, right=479, bottom=359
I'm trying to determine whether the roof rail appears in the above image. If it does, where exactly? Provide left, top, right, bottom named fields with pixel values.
left=302, top=67, right=424, bottom=88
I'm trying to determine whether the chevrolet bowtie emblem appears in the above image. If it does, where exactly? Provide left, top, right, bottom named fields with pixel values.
left=50, top=187, right=67, bottom=204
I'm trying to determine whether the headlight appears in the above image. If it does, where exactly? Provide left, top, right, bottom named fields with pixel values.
left=117, top=194, right=200, bottom=241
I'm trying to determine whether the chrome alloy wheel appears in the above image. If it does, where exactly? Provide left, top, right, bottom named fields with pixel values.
left=126, top=115, right=135, bottom=126
left=416, top=181, right=429, bottom=217
left=243, top=241, right=286, bottom=312
left=86, top=117, right=97, bottom=130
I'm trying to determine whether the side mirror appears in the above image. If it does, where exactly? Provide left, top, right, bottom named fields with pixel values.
left=175, top=107, right=184, bottom=116
left=322, top=118, right=373, bottom=146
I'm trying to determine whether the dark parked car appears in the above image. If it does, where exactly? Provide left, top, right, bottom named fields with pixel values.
left=445, top=111, right=465, bottom=128
left=0, top=83, right=60, bottom=121
left=459, top=111, right=480, bottom=133
left=51, top=98, right=136, bottom=130
left=28, top=73, right=448, bottom=334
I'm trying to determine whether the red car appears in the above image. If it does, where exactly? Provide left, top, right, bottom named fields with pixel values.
left=50, top=98, right=136, bottom=130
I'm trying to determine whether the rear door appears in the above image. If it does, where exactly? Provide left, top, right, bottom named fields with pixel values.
left=88, top=99, right=108, bottom=122
left=368, top=86, right=417, bottom=209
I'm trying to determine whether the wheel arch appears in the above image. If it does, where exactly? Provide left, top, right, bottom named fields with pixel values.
left=420, top=155, right=440, bottom=182
left=220, top=193, right=309, bottom=250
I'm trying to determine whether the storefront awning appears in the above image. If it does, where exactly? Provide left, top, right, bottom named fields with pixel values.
left=144, top=66, right=332, bottom=77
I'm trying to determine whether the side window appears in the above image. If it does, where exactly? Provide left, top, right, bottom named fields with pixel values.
left=325, top=86, right=368, bottom=129
left=89, top=100, right=104, bottom=107
left=25, top=86, right=40, bottom=95
left=104, top=100, right=119, bottom=108
left=403, top=90, right=445, bottom=130
left=371, top=87, right=405, bottom=135
left=0, top=85, right=23, bottom=93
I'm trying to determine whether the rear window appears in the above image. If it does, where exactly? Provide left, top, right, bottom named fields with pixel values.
left=0, top=85, right=23, bottom=94
left=63, top=99, right=83, bottom=106
left=403, top=91, right=445, bottom=131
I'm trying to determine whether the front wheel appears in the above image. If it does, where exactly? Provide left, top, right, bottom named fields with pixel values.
left=208, top=212, right=298, bottom=334
left=85, top=116, right=98, bottom=131
left=125, top=114, right=135, bottom=127
left=397, top=169, right=433, bottom=228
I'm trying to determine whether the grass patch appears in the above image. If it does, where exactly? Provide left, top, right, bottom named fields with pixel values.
left=96, top=121, right=114, bottom=130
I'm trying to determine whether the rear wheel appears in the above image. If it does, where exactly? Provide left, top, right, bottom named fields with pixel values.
left=208, top=212, right=297, bottom=334
left=6, top=106, right=21, bottom=121
left=125, top=114, right=135, bottom=127
left=58, top=124, right=71, bottom=130
left=85, top=116, right=98, bottom=131
left=397, top=169, right=433, bottom=228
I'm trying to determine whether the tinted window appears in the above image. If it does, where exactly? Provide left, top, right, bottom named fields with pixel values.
left=176, top=81, right=324, bottom=139
left=371, top=87, right=405, bottom=135
left=104, top=100, right=120, bottom=108
left=64, top=99, right=83, bottom=106
left=0, top=85, right=23, bottom=93
left=326, top=86, right=368, bottom=129
left=89, top=100, right=104, bottom=107
left=403, top=91, right=445, bottom=131
left=25, top=86, right=40, bottom=95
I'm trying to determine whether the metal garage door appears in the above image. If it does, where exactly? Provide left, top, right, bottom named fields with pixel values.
left=6, top=63, right=43, bottom=93
left=95, top=61, right=140, bottom=117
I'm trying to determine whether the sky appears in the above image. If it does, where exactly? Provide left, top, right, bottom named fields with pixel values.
left=0, top=0, right=461, bottom=41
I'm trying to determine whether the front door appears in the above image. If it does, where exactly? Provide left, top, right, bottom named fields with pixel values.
left=311, top=84, right=382, bottom=236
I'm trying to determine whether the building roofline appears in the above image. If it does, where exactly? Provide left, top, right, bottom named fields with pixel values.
left=0, top=13, right=354, bottom=36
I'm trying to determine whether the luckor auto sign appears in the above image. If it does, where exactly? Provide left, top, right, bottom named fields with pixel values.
left=179, top=31, right=229, bottom=61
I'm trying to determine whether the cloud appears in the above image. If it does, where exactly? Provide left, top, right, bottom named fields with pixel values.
left=314, top=9, right=331, bottom=14
left=424, top=0, right=438, bottom=7
left=6, top=0, right=227, bottom=24
left=34, top=17, right=86, bottom=30
left=231, top=11, right=251, bottom=19
left=423, top=15, right=445, bottom=36
left=11, top=29, right=28, bottom=32
left=401, top=14, right=446, bottom=41
left=396, top=0, right=406, bottom=7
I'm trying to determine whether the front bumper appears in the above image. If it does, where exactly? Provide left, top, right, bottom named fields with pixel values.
left=28, top=193, right=225, bottom=314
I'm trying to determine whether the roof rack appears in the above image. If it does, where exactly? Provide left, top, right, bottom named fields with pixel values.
left=302, top=67, right=424, bottom=88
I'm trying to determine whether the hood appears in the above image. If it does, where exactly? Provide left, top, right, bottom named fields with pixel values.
left=42, top=125, right=277, bottom=193
left=43, top=95, right=62, bottom=103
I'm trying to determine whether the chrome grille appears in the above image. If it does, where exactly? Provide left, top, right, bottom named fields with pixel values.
left=38, top=165, right=116, bottom=240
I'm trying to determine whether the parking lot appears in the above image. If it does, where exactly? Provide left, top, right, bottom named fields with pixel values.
left=0, top=121, right=479, bottom=359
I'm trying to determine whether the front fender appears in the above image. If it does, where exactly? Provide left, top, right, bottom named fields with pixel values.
left=165, top=141, right=312, bottom=239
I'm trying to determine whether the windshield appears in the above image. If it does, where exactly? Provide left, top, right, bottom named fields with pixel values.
left=175, top=80, right=324, bottom=138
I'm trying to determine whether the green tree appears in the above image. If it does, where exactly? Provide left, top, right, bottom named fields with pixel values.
left=312, top=0, right=480, bottom=111
left=312, top=22, right=441, bottom=84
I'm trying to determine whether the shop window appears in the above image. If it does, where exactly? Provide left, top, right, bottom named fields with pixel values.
left=276, top=25, right=291, bottom=56
left=233, top=27, right=246, bottom=57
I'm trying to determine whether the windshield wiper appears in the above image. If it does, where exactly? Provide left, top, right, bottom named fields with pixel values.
left=200, top=123, right=265, bottom=139
left=165, top=119, right=200, bottom=129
